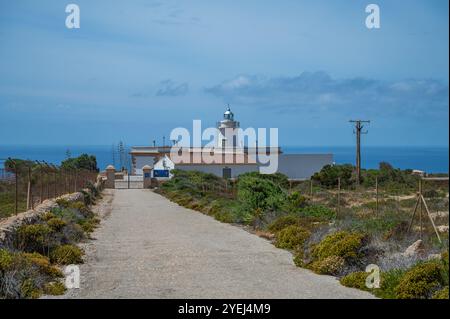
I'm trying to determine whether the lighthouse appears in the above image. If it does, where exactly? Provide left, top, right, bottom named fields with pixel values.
left=217, top=105, right=240, bottom=149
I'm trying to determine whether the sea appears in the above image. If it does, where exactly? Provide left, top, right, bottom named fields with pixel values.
left=0, top=145, right=448, bottom=174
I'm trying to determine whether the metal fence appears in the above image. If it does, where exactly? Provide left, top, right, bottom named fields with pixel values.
left=0, top=159, right=98, bottom=220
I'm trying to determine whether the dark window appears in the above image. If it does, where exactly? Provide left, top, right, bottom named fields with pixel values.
left=222, top=167, right=231, bottom=179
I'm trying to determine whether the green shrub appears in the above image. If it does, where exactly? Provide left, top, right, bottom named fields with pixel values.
left=50, top=245, right=84, bottom=265
left=214, top=211, right=234, bottom=223
left=44, top=282, right=66, bottom=296
left=374, top=269, right=406, bottom=299
left=267, top=215, right=299, bottom=233
left=41, top=211, right=56, bottom=221
left=55, top=198, right=70, bottom=208
left=0, top=248, right=13, bottom=271
left=300, top=205, right=336, bottom=220
left=293, top=252, right=305, bottom=267
left=47, top=217, right=67, bottom=231
left=16, top=224, right=52, bottom=253
left=395, top=261, right=447, bottom=299
left=69, top=201, right=94, bottom=218
left=285, top=191, right=308, bottom=212
left=340, top=271, right=371, bottom=291
left=312, top=164, right=354, bottom=187
left=20, top=278, right=41, bottom=299
left=275, top=225, right=310, bottom=251
left=237, top=175, right=286, bottom=213
left=78, top=217, right=100, bottom=234
left=310, top=255, right=345, bottom=275
left=21, top=252, right=63, bottom=278
left=311, top=231, right=366, bottom=262
left=432, top=286, right=449, bottom=299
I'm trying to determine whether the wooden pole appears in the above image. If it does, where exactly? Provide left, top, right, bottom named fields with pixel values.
left=375, top=176, right=379, bottom=215
left=337, top=177, right=341, bottom=217
left=421, top=194, right=442, bottom=244
left=26, top=166, right=32, bottom=210
left=14, top=162, right=18, bottom=215
left=407, top=196, right=421, bottom=233
left=419, top=179, right=423, bottom=239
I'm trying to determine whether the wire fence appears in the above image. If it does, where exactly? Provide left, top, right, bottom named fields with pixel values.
left=0, top=159, right=98, bottom=220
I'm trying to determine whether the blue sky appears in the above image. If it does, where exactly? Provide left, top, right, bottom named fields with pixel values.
left=0, top=0, right=448, bottom=147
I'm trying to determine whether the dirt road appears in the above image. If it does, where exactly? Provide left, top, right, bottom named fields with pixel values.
left=65, top=189, right=374, bottom=299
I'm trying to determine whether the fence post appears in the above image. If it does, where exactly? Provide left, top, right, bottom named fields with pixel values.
left=337, top=177, right=341, bottom=218
left=310, top=178, right=313, bottom=199
left=375, top=176, right=379, bottom=215
left=53, top=169, right=57, bottom=198
left=14, top=162, right=18, bottom=215
left=74, top=169, right=78, bottom=192
left=26, top=166, right=32, bottom=210
left=105, top=165, right=116, bottom=189
left=419, top=179, right=423, bottom=240
left=39, top=165, right=44, bottom=203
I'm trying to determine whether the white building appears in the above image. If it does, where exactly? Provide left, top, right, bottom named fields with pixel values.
left=130, top=107, right=333, bottom=180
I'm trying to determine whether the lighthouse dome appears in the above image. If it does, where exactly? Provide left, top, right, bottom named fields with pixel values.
left=223, top=106, right=234, bottom=120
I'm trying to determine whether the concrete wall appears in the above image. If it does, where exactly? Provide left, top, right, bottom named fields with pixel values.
left=277, top=154, right=333, bottom=180
left=135, top=153, right=332, bottom=180
left=175, top=164, right=259, bottom=178
left=134, top=155, right=157, bottom=175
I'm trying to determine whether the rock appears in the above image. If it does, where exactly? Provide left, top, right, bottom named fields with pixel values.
left=430, top=211, right=449, bottom=219
left=427, top=254, right=442, bottom=261
left=437, top=225, right=449, bottom=233
left=403, top=240, right=425, bottom=258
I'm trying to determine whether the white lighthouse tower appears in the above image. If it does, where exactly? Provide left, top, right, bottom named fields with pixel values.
left=217, top=105, right=240, bottom=149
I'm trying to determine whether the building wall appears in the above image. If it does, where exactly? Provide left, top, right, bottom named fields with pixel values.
left=133, top=153, right=333, bottom=179
left=134, top=155, right=157, bottom=175
left=276, top=154, right=333, bottom=180
left=175, top=164, right=259, bottom=178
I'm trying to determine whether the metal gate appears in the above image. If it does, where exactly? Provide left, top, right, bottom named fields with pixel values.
left=114, top=175, right=144, bottom=189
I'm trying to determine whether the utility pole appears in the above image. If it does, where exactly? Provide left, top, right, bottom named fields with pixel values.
left=349, top=120, right=370, bottom=185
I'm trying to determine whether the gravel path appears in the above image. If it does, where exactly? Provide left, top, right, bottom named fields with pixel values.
left=65, top=189, right=374, bottom=299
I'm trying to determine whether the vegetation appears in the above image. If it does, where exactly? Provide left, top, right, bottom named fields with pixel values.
left=312, top=164, right=354, bottom=187
left=50, top=244, right=84, bottom=265
left=394, top=259, right=448, bottom=299
left=61, top=154, right=99, bottom=172
left=156, top=163, right=448, bottom=299
left=275, top=225, right=310, bottom=251
left=340, top=271, right=371, bottom=291
left=0, top=184, right=102, bottom=299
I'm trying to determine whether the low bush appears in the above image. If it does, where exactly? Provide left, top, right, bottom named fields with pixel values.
left=0, top=248, right=13, bottom=271
left=432, top=286, right=449, bottom=299
left=340, top=271, right=371, bottom=291
left=43, top=282, right=66, bottom=296
left=300, top=205, right=336, bottom=220
left=293, top=252, right=305, bottom=267
left=394, top=260, right=447, bottom=299
left=275, top=225, right=310, bottom=251
left=309, top=255, right=346, bottom=275
left=267, top=215, right=299, bottom=233
left=50, top=244, right=84, bottom=265
left=284, top=191, right=308, bottom=212
left=311, top=231, right=366, bottom=262
left=373, top=269, right=406, bottom=299
left=16, top=224, right=52, bottom=253
left=0, top=250, right=63, bottom=299
left=21, top=252, right=62, bottom=278
left=46, top=217, right=67, bottom=232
